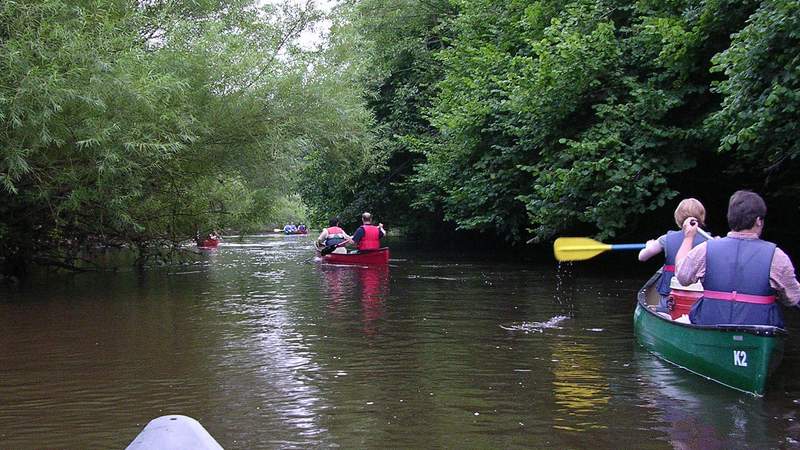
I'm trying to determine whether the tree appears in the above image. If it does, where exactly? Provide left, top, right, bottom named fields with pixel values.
left=0, top=0, right=373, bottom=275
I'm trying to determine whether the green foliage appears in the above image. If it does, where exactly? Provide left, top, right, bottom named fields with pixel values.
left=298, top=0, right=455, bottom=232
left=710, top=0, right=800, bottom=169
left=6, top=0, right=800, bottom=271
left=0, top=0, right=373, bottom=272
left=304, top=0, right=762, bottom=242
left=404, top=0, right=762, bottom=240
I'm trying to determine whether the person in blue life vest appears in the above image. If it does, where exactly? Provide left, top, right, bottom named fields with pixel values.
left=351, top=212, right=385, bottom=252
left=638, top=198, right=709, bottom=312
left=283, top=223, right=296, bottom=234
left=675, top=190, right=800, bottom=327
left=316, top=217, right=352, bottom=250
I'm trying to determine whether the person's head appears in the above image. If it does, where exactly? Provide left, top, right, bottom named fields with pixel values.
left=674, top=198, right=706, bottom=228
left=727, top=190, right=767, bottom=232
left=361, top=212, right=372, bottom=224
left=328, top=217, right=340, bottom=227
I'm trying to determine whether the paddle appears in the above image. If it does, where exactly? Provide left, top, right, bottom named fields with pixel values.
left=554, top=237, right=645, bottom=262
left=319, top=241, right=348, bottom=255
left=554, top=226, right=712, bottom=262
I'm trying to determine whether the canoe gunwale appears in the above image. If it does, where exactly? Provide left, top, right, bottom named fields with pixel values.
left=636, top=271, right=787, bottom=337
left=317, top=247, right=390, bottom=265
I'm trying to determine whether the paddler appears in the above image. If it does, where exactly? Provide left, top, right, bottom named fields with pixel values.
left=317, top=217, right=352, bottom=250
left=351, top=212, right=385, bottom=252
left=676, top=190, right=800, bottom=327
left=638, top=198, right=709, bottom=312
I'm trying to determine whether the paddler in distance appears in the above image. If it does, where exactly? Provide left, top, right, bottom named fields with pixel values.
left=675, top=190, right=800, bottom=327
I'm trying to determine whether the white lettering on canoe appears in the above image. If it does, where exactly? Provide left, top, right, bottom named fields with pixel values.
left=734, top=350, right=748, bottom=367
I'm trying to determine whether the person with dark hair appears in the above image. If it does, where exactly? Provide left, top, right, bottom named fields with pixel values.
left=316, top=217, right=352, bottom=250
left=675, top=190, right=800, bottom=327
left=351, top=212, right=385, bottom=252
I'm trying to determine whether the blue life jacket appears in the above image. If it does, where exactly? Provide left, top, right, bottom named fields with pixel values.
left=657, top=230, right=707, bottom=296
left=688, top=237, right=782, bottom=327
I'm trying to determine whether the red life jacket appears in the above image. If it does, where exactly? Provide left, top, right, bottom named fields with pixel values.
left=327, top=226, right=345, bottom=235
left=357, top=225, right=381, bottom=250
left=324, top=226, right=347, bottom=247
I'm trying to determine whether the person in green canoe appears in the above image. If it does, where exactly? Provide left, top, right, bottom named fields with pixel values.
left=638, top=198, right=709, bottom=312
left=676, top=190, right=800, bottom=327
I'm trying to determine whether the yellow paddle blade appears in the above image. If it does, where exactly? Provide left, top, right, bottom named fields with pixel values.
left=553, top=237, right=612, bottom=262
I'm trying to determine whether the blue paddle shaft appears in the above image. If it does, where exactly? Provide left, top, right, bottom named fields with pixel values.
left=610, top=243, right=646, bottom=251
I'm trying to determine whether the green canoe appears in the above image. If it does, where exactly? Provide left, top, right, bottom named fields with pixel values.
left=633, top=272, right=786, bottom=396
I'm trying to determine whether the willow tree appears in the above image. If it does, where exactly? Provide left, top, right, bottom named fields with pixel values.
left=0, top=0, right=373, bottom=276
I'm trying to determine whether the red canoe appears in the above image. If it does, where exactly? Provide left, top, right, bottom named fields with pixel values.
left=198, top=238, right=219, bottom=248
left=321, top=248, right=390, bottom=265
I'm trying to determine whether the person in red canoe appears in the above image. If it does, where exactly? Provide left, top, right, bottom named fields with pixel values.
left=351, top=212, right=385, bottom=252
left=638, top=198, right=709, bottom=312
left=317, top=217, right=352, bottom=251
left=676, top=190, right=800, bottom=327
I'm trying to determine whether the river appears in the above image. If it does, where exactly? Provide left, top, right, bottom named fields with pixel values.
left=1, top=234, right=799, bottom=448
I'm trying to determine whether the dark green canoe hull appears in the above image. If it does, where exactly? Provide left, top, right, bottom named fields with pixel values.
left=634, top=273, right=786, bottom=396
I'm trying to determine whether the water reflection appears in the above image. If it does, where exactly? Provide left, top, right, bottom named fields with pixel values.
left=632, top=348, right=791, bottom=448
left=551, top=342, right=610, bottom=431
left=358, top=266, right=389, bottom=336
left=318, top=264, right=390, bottom=336
left=1, top=236, right=800, bottom=448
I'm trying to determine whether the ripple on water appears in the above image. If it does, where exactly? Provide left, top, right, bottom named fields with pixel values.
left=500, top=315, right=570, bottom=333
left=2, top=236, right=800, bottom=449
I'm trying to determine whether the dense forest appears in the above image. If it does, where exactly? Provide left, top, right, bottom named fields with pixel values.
left=2, top=0, right=799, bottom=276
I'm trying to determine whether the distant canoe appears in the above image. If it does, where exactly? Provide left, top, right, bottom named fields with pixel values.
left=197, top=238, right=219, bottom=248
left=634, top=271, right=786, bottom=396
left=320, top=247, right=390, bottom=265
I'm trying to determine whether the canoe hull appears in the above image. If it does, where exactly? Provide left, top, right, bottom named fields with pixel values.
left=634, top=273, right=785, bottom=396
left=198, top=239, right=219, bottom=248
left=321, top=248, right=390, bottom=265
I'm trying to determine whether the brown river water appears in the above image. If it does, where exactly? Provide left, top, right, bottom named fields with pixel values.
left=1, top=234, right=800, bottom=448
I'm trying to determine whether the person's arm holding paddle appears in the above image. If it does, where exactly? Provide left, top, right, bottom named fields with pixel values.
left=316, top=228, right=329, bottom=248
left=638, top=235, right=665, bottom=261
left=341, top=231, right=354, bottom=246
left=675, top=217, right=708, bottom=285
